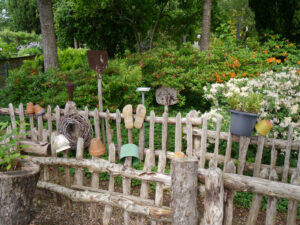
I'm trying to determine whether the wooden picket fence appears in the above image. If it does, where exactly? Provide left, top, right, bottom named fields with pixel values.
left=1, top=102, right=300, bottom=225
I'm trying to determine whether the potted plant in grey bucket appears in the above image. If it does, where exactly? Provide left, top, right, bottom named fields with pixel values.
left=228, top=92, right=263, bottom=137
left=0, top=122, right=40, bottom=225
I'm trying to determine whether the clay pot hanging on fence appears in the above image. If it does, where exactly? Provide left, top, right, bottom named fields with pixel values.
left=89, top=137, right=105, bottom=157
left=255, top=119, right=272, bottom=136
left=120, top=143, right=140, bottom=166
left=34, top=104, right=44, bottom=116
left=173, top=151, right=186, bottom=158
left=25, top=102, right=34, bottom=114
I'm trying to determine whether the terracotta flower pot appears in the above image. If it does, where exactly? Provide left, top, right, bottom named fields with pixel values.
left=255, top=119, right=272, bottom=136
left=34, top=104, right=44, bottom=116
left=173, top=151, right=186, bottom=158
left=25, top=102, right=35, bottom=114
left=120, top=144, right=140, bottom=166
left=89, top=138, right=105, bottom=157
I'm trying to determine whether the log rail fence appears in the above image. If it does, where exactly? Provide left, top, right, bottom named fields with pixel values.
left=1, top=102, right=300, bottom=225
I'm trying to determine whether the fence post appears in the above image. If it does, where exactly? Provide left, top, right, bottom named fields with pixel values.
left=171, top=157, right=198, bottom=225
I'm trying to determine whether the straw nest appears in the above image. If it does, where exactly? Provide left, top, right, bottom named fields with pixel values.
left=59, top=114, right=93, bottom=149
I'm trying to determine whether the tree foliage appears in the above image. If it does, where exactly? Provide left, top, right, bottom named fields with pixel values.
left=6, top=0, right=40, bottom=33
left=54, top=0, right=202, bottom=56
left=249, top=0, right=300, bottom=43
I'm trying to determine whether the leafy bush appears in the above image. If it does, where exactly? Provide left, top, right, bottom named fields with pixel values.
left=0, top=29, right=41, bottom=58
left=0, top=122, right=26, bottom=171
left=1, top=37, right=299, bottom=113
left=0, top=37, right=17, bottom=59
left=0, top=29, right=41, bottom=47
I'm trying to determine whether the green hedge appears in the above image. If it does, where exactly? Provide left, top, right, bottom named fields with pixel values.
left=0, top=36, right=299, bottom=112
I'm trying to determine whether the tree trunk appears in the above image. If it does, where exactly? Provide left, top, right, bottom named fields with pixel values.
left=0, top=160, right=40, bottom=225
left=37, top=0, right=58, bottom=71
left=200, top=0, right=213, bottom=51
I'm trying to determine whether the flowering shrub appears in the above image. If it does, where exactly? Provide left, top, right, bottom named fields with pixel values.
left=17, top=42, right=42, bottom=57
left=0, top=30, right=41, bottom=58
left=204, top=68, right=300, bottom=141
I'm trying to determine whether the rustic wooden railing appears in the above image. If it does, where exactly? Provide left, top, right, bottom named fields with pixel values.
left=1, top=102, right=300, bottom=225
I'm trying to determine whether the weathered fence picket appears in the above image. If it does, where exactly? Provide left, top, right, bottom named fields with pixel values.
left=103, top=143, right=116, bottom=225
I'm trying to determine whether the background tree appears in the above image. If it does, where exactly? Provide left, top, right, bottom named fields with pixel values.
left=0, top=0, right=9, bottom=29
left=200, top=0, right=212, bottom=51
left=37, top=0, right=58, bottom=70
left=6, top=0, right=40, bottom=33
left=249, top=0, right=300, bottom=43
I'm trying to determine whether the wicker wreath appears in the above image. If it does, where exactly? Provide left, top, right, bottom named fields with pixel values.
left=59, top=114, right=93, bottom=150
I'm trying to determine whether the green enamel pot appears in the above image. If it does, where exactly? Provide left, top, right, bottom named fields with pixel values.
left=120, top=144, right=140, bottom=166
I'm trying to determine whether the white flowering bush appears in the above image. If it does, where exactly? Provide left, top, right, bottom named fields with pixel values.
left=203, top=67, right=300, bottom=141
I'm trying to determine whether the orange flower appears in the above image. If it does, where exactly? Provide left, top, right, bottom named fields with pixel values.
left=267, top=58, right=274, bottom=63
left=298, top=70, right=300, bottom=75
left=282, top=52, right=287, bottom=56
left=275, top=45, right=279, bottom=48
left=284, top=58, right=289, bottom=61
left=290, top=43, right=294, bottom=47
left=276, top=59, right=281, bottom=64
left=298, top=61, right=300, bottom=65
left=230, top=72, right=236, bottom=78
left=263, top=50, right=268, bottom=54
left=286, top=39, right=289, bottom=42
left=242, top=73, right=247, bottom=77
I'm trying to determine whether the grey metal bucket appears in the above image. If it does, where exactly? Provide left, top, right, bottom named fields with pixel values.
left=230, top=110, right=259, bottom=137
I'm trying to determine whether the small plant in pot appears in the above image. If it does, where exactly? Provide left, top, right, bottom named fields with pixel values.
left=0, top=122, right=40, bottom=225
left=228, top=92, right=263, bottom=137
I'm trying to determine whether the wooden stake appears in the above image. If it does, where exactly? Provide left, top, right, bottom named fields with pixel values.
left=237, top=136, right=251, bottom=174
left=204, top=159, right=224, bottom=225
left=18, top=103, right=25, bottom=135
left=246, top=168, right=269, bottom=225
left=175, top=112, right=182, bottom=153
left=116, top=109, right=122, bottom=156
left=149, top=111, right=156, bottom=167
left=199, top=115, right=208, bottom=168
left=282, top=125, right=293, bottom=183
left=265, top=169, right=278, bottom=225
left=223, top=160, right=236, bottom=225
left=103, top=143, right=116, bottom=225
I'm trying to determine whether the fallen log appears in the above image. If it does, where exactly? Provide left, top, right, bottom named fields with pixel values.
left=20, top=140, right=50, bottom=156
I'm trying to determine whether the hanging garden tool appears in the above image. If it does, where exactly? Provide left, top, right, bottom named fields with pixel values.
left=155, top=87, right=178, bottom=113
left=87, top=50, right=108, bottom=145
